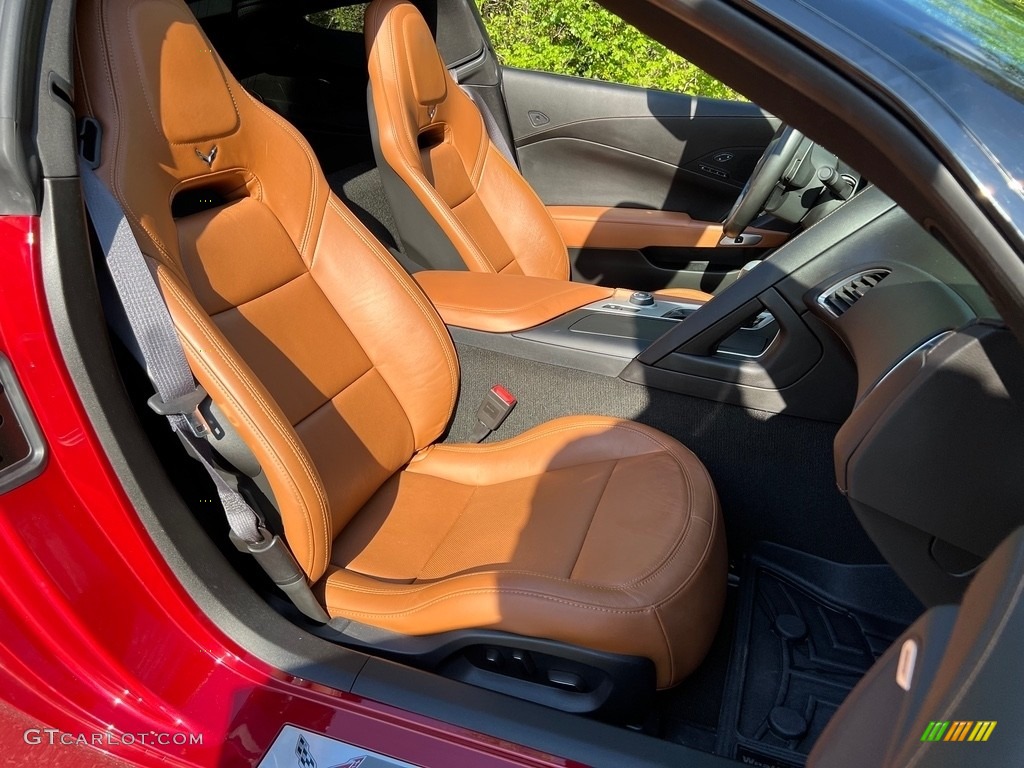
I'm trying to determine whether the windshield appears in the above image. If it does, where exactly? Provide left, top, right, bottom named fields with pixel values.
left=898, top=0, right=1024, bottom=96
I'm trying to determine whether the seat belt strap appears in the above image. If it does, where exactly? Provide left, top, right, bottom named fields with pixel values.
left=78, top=159, right=329, bottom=623
left=79, top=166, right=265, bottom=544
left=450, top=69, right=519, bottom=169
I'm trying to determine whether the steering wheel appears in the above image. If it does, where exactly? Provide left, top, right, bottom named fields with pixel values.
left=723, top=124, right=805, bottom=238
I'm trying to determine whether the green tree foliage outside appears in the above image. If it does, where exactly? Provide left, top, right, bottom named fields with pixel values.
left=307, top=3, right=367, bottom=32
left=475, top=0, right=744, bottom=100
left=307, top=0, right=743, bottom=100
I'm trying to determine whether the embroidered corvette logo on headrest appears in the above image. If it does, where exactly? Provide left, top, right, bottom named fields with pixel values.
left=195, top=146, right=218, bottom=167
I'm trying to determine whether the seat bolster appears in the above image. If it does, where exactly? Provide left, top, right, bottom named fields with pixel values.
left=312, top=194, right=460, bottom=450
left=322, top=415, right=727, bottom=686
left=322, top=520, right=725, bottom=688
left=653, top=512, right=728, bottom=684
left=473, top=143, right=570, bottom=280
left=407, top=415, right=699, bottom=486
left=156, top=264, right=333, bottom=582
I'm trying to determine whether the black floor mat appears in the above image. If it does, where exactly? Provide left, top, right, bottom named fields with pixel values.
left=715, top=543, right=923, bottom=767
left=651, top=584, right=738, bottom=752
left=327, top=161, right=401, bottom=250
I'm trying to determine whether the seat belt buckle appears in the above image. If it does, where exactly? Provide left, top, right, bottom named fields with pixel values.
left=470, top=385, right=517, bottom=443
left=147, top=385, right=215, bottom=439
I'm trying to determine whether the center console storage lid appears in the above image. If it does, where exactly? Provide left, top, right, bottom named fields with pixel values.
left=414, top=271, right=613, bottom=333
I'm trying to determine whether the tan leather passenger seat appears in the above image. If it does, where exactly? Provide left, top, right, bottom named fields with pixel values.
left=75, top=0, right=726, bottom=689
left=364, top=0, right=715, bottom=303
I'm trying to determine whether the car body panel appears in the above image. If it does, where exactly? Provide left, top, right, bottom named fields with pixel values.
left=0, top=213, right=575, bottom=768
left=2, top=0, right=1024, bottom=764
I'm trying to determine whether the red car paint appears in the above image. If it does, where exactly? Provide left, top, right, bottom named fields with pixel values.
left=0, top=213, right=577, bottom=767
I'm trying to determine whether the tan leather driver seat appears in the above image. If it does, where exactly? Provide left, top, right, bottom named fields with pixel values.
left=75, top=0, right=726, bottom=689
left=364, top=0, right=714, bottom=303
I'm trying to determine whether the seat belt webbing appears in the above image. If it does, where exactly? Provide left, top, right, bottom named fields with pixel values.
left=78, top=160, right=330, bottom=623
left=80, top=165, right=265, bottom=546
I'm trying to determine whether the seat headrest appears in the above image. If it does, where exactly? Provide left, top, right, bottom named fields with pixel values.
left=75, top=0, right=325, bottom=272
left=366, top=0, right=448, bottom=108
left=131, top=2, right=240, bottom=144
left=402, top=7, right=449, bottom=106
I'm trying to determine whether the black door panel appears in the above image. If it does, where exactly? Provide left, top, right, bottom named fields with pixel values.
left=518, top=137, right=761, bottom=222
left=570, top=246, right=772, bottom=294
left=501, top=67, right=778, bottom=291
left=503, top=67, right=777, bottom=219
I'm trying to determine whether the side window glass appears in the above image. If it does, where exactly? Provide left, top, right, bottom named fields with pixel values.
left=475, top=0, right=745, bottom=100
left=307, top=3, right=369, bottom=33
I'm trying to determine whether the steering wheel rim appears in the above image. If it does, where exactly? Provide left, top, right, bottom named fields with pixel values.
left=722, top=124, right=805, bottom=238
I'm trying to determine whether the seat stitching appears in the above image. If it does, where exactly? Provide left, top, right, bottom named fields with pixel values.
left=240, top=93, right=320, bottom=256
left=372, top=9, right=495, bottom=273
left=567, top=459, right=618, bottom=581
left=427, top=284, right=604, bottom=315
left=208, top=269, right=308, bottom=318
left=326, top=196, right=459, bottom=420
left=326, top=518, right=713, bottom=612
left=292, top=365, right=376, bottom=430
left=126, top=0, right=244, bottom=146
left=326, top=478, right=703, bottom=596
left=469, top=121, right=489, bottom=190
left=407, top=420, right=709, bottom=588
left=414, top=483, right=479, bottom=581
left=162, top=275, right=332, bottom=576
left=324, top=586, right=662, bottom=618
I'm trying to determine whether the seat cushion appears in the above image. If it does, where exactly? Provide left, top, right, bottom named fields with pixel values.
left=321, top=415, right=726, bottom=688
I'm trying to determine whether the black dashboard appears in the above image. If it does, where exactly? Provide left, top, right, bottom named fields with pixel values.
left=624, top=183, right=1021, bottom=606
left=448, top=180, right=1023, bottom=608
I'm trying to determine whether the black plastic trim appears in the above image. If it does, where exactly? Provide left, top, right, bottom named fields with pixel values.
left=834, top=323, right=1024, bottom=604
left=0, top=354, right=47, bottom=494
left=353, top=657, right=739, bottom=768
left=0, top=0, right=44, bottom=214
left=304, top=621, right=655, bottom=718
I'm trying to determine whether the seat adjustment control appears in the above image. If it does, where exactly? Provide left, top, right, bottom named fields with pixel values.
left=511, top=649, right=537, bottom=677
left=547, top=669, right=585, bottom=691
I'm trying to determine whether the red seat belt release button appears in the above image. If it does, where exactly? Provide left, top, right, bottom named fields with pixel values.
left=470, top=385, right=517, bottom=442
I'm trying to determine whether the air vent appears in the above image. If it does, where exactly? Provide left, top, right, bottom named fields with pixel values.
left=818, top=270, right=890, bottom=317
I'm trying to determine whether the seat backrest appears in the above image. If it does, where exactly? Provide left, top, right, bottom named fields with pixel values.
left=75, top=0, right=460, bottom=583
left=365, top=0, right=569, bottom=280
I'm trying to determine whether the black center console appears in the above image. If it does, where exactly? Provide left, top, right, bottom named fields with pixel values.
left=514, top=294, right=779, bottom=361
